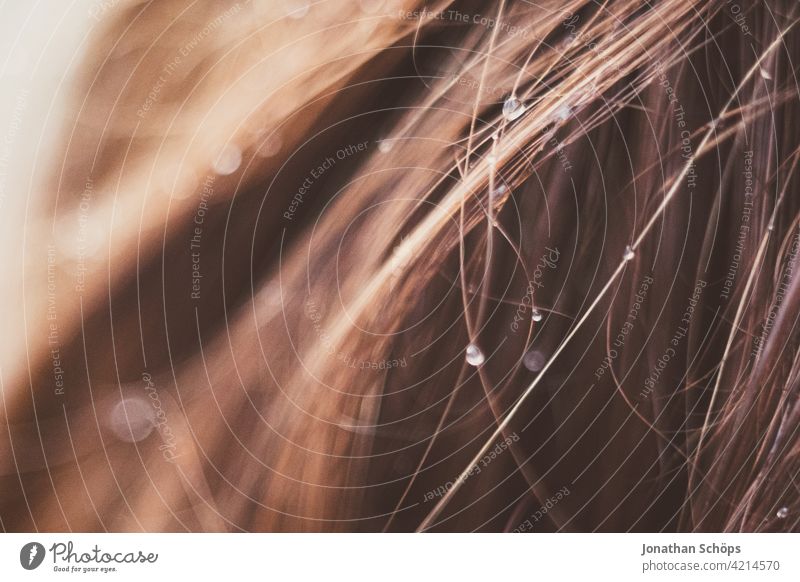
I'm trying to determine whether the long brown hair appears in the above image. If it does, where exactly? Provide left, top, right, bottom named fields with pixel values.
left=2, top=0, right=799, bottom=532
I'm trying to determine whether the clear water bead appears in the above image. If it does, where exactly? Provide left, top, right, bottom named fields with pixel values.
left=109, top=397, right=155, bottom=443
left=767, top=222, right=775, bottom=232
left=531, top=309, right=543, bottom=322
left=465, top=343, right=485, bottom=366
left=776, top=507, right=789, bottom=519
left=378, top=139, right=393, bottom=153
left=503, top=95, right=526, bottom=121
left=623, top=245, right=635, bottom=261
left=213, top=144, right=242, bottom=175
left=554, top=103, right=572, bottom=122
left=522, top=350, right=546, bottom=372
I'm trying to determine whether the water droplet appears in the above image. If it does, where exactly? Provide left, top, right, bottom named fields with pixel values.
left=522, top=350, right=546, bottom=372
left=213, top=144, right=242, bottom=175
left=465, top=343, right=485, bottom=366
left=554, top=103, right=572, bottom=122
left=109, top=397, right=155, bottom=443
left=378, top=139, right=393, bottom=153
left=492, top=184, right=508, bottom=198
left=760, top=67, right=773, bottom=80
left=767, top=222, right=775, bottom=232
left=623, top=245, right=635, bottom=261
left=503, top=95, right=526, bottom=121
left=531, top=309, right=543, bottom=322
left=487, top=154, right=497, bottom=165
left=776, top=506, right=789, bottom=519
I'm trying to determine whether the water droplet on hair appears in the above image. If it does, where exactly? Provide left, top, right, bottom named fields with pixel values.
left=213, top=144, right=242, bottom=175
left=109, top=397, right=155, bottom=443
left=776, top=506, right=789, bottom=519
left=522, top=350, right=546, bottom=372
left=378, top=139, right=393, bottom=153
left=767, top=222, right=775, bottom=232
left=554, top=103, right=572, bottom=122
left=531, top=309, right=543, bottom=322
left=492, top=184, right=507, bottom=198
left=465, top=343, right=485, bottom=366
left=760, top=68, right=773, bottom=80
left=503, top=95, right=526, bottom=121
left=623, top=245, right=635, bottom=261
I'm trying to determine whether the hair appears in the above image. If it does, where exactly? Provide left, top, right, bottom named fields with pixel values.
left=2, top=0, right=799, bottom=532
